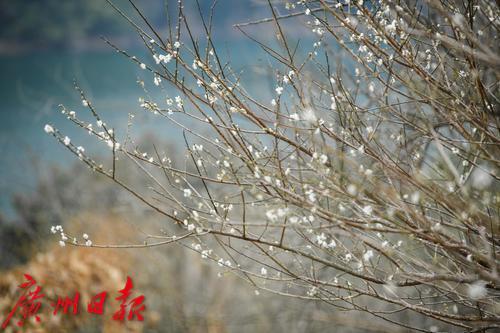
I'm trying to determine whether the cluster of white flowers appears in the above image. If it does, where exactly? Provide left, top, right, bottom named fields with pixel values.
left=315, top=233, right=336, bottom=249
left=153, top=53, right=172, bottom=65
left=192, top=144, right=203, bottom=152
left=305, top=188, right=317, bottom=203
left=50, top=225, right=67, bottom=247
left=302, top=107, right=317, bottom=124
left=192, top=59, right=205, bottom=70
left=67, top=110, right=76, bottom=118
left=201, top=249, right=213, bottom=259
left=312, top=152, right=328, bottom=165
left=265, top=207, right=288, bottom=222
left=217, top=258, right=232, bottom=267
left=153, top=75, right=162, bottom=86
left=82, top=233, right=92, bottom=247
left=105, top=139, right=120, bottom=151
left=363, top=250, right=374, bottom=262
left=192, top=243, right=202, bottom=252
left=50, top=226, right=92, bottom=247
left=183, top=188, right=192, bottom=197
left=311, top=18, right=324, bottom=36
left=175, top=96, right=183, bottom=108
left=306, top=286, right=318, bottom=297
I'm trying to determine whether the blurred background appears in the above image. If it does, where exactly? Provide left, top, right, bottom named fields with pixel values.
left=0, top=1, right=385, bottom=332
left=0, top=0, right=275, bottom=218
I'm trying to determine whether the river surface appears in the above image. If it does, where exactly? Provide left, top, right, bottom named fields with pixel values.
left=0, top=42, right=274, bottom=217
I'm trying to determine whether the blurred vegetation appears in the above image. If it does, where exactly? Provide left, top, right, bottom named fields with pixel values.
left=0, top=0, right=163, bottom=51
left=0, top=159, right=369, bottom=332
left=0, top=164, right=121, bottom=269
left=0, top=136, right=179, bottom=269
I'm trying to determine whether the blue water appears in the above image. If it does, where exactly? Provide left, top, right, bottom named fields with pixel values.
left=0, top=39, right=275, bottom=217
left=0, top=49, right=154, bottom=215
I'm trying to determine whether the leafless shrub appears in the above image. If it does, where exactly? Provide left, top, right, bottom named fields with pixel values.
left=45, top=0, right=499, bottom=331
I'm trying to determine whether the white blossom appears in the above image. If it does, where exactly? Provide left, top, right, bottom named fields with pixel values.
left=471, top=167, right=493, bottom=189
left=362, top=205, right=373, bottom=215
left=363, top=250, right=374, bottom=262
left=175, top=96, right=183, bottom=108
left=154, top=76, right=161, bottom=86
left=385, top=20, right=397, bottom=34
left=192, top=144, right=203, bottom=152
left=44, top=124, right=54, bottom=134
left=302, top=108, right=317, bottom=123
left=316, top=233, right=327, bottom=246
left=159, top=54, right=172, bottom=63
left=411, top=191, right=420, bottom=204
left=347, top=184, right=357, bottom=196
left=468, top=281, right=488, bottom=299
left=307, top=191, right=317, bottom=202
left=266, top=209, right=277, bottom=222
